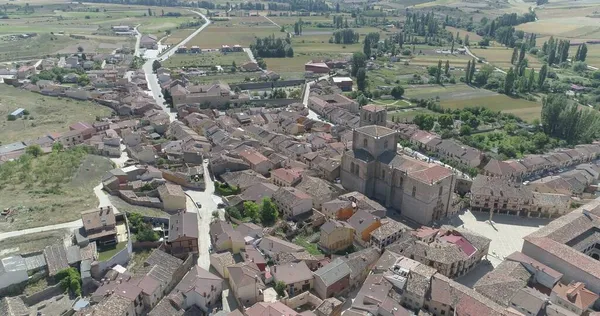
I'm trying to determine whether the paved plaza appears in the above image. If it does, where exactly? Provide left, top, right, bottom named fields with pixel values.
left=448, top=209, right=551, bottom=286
left=448, top=209, right=551, bottom=265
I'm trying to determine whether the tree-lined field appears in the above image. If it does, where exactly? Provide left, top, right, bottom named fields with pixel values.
left=469, top=47, right=545, bottom=70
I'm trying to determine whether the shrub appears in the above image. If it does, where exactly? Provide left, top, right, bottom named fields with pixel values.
left=7, top=114, right=16, bottom=121
left=55, top=267, right=82, bottom=297
left=275, top=281, right=286, bottom=297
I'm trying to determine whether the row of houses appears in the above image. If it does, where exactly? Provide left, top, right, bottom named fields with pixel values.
left=471, top=162, right=600, bottom=218
left=483, top=142, right=600, bottom=180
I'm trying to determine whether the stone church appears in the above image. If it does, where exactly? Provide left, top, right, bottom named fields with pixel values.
left=340, top=105, right=457, bottom=225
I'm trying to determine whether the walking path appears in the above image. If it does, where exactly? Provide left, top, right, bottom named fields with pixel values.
left=463, top=45, right=507, bottom=75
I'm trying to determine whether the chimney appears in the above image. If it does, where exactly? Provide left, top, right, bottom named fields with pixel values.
left=567, top=282, right=585, bottom=300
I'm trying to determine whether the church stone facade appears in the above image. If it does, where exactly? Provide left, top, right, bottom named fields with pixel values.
left=340, top=105, right=456, bottom=225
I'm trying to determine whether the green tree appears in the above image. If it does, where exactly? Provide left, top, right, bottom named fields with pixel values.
left=52, top=142, right=64, bottom=152
left=128, top=212, right=143, bottom=228
left=459, top=125, right=472, bottom=136
left=436, top=60, right=442, bottom=84
left=465, top=60, right=471, bottom=84
left=470, top=59, right=476, bottom=82
left=538, top=64, right=548, bottom=88
left=573, top=62, right=588, bottom=73
left=136, top=223, right=159, bottom=241
left=275, top=281, right=286, bottom=297
left=464, top=34, right=469, bottom=46
left=152, top=60, right=161, bottom=73
left=260, top=198, right=278, bottom=225
left=444, top=60, right=450, bottom=76
left=243, top=201, right=260, bottom=221
left=356, top=67, right=366, bottom=91
left=26, top=145, right=43, bottom=157
left=413, top=114, right=435, bottom=131
left=527, top=69, right=535, bottom=92
left=56, top=267, right=81, bottom=297
left=363, top=38, right=371, bottom=57
left=511, top=47, right=518, bottom=65
left=226, top=206, right=242, bottom=220
left=390, top=85, right=405, bottom=99
left=351, top=52, right=366, bottom=77
left=579, top=43, right=588, bottom=62
left=518, top=45, right=526, bottom=63
left=438, top=114, right=454, bottom=129
left=77, top=74, right=90, bottom=86
left=357, top=94, right=368, bottom=106
left=504, top=67, right=515, bottom=95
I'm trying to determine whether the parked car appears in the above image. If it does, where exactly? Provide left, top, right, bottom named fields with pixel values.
left=217, top=203, right=226, bottom=208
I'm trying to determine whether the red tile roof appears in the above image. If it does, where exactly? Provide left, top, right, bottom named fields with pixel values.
left=552, top=282, right=599, bottom=310
left=441, top=235, right=476, bottom=257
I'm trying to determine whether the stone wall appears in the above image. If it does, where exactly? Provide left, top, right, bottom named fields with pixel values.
left=21, top=283, right=64, bottom=306
left=282, top=291, right=323, bottom=310
left=230, top=79, right=305, bottom=91
left=247, top=98, right=303, bottom=106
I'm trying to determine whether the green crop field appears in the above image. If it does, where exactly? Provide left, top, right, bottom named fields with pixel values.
left=441, top=94, right=542, bottom=121
left=163, top=52, right=250, bottom=68
left=162, top=28, right=196, bottom=45
left=404, top=84, right=497, bottom=100
left=188, top=25, right=281, bottom=48
left=445, top=26, right=483, bottom=42
left=402, top=84, right=541, bottom=122
left=469, top=47, right=545, bottom=70
left=570, top=44, right=600, bottom=69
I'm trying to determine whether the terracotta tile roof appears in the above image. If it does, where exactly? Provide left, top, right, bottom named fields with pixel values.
left=552, top=282, right=599, bottom=310
left=361, top=104, right=385, bottom=112
left=245, top=301, right=298, bottom=316
left=355, top=125, right=396, bottom=138
left=271, top=168, right=303, bottom=184
left=273, top=261, right=313, bottom=285
left=505, top=251, right=562, bottom=279
left=82, top=206, right=116, bottom=232
left=409, top=164, right=453, bottom=185
left=483, top=159, right=516, bottom=176
left=240, top=149, right=269, bottom=165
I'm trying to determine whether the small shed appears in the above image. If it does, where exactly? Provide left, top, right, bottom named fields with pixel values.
left=10, top=108, right=25, bottom=118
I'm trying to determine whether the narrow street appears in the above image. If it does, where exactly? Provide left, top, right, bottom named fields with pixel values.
left=0, top=220, right=83, bottom=241
left=303, top=75, right=336, bottom=125
left=142, top=10, right=211, bottom=123
left=243, top=48, right=257, bottom=63
left=183, top=161, right=223, bottom=270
